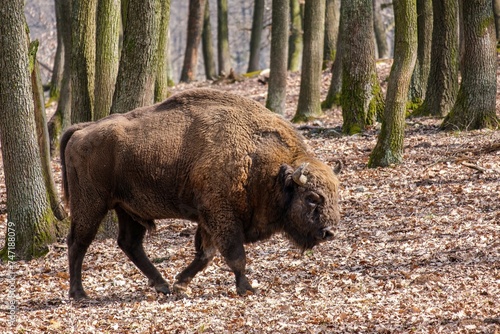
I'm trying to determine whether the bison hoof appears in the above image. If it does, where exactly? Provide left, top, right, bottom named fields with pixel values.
left=236, top=284, right=255, bottom=296
left=172, top=282, right=188, bottom=293
left=69, top=289, right=88, bottom=300
left=154, top=283, right=171, bottom=295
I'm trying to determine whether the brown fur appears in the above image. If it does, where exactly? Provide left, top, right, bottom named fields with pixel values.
left=61, top=88, right=340, bottom=299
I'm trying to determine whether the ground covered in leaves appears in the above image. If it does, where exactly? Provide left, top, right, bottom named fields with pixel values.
left=1, top=61, right=500, bottom=333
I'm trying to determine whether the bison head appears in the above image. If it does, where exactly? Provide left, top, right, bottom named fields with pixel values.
left=279, top=159, right=341, bottom=250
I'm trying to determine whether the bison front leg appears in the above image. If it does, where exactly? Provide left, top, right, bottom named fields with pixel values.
left=173, top=226, right=216, bottom=293
left=116, top=207, right=170, bottom=294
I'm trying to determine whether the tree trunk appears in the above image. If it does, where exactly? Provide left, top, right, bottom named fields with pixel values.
left=341, top=0, right=384, bottom=134
left=373, top=0, right=389, bottom=59
left=155, top=0, right=171, bottom=101
left=30, top=42, right=68, bottom=221
left=292, top=0, right=326, bottom=122
left=415, top=0, right=459, bottom=117
left=201, top=0, right=217, bottom=80
left=322, top=0, right=344, bottom=109
left=288, top=0, right=303, bottom=72
left=217, top=0, right=231, bottom=75
left=49, top=0, right=65, bottom=103
left=247, top=0, right=265, bottom=72
left=441, top=0, right=499, bottom=130
left=323, top=0, right=340, bottom=69
left=180, top=0, right=206, bottom=83
left=369, top=0, right=418, bottom=167
left=494, top=0, right=500, bottom=41
left=112, top=0, right=161, bottom=114
left=409, top=0, right=433, bottom=109
left=0, top=1, right=57, bottom=260
left=94, top=0, right=120, bottom=120
left=70, top=0, right=97, bottom=123
left=266, top=0, right=290, bottom=115
left=48, top=0, right=72, bottom=155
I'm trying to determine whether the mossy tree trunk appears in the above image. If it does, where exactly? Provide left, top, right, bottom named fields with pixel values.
left=372, top=0, right=389, bottom=59
left=94, top=0, right=121, bottom=120
left=409, top=0, right=433, bottom=109
left=415, top=0, right=459, bottom=117
left=155, top=0, right=171, bottom=101
left=217, top=0, right=231, bottom=75
left=48, top=0, right=72, bottom=155
left=292, top=0, right=326, bottom=123
left=180, top=0, right=206, bottom=83
left=112, top=0, right=161, bottom=114
left=323, top=0, right=340, bottom=69
left=266, top=0, right=289, bottom=115
left=247, top=0, right=265, bottom=72
left=0, top=1, right=58, bottom=260
left=71, top=0, right=97, bottom=124
left=369, top=0, right=418, bottom=168
left=441, top=0, right=499, bottom=130
left=341, top=0, right=384, bottom=134
left=201, top=0, right=217, bottom=80
left=288, top=0, right=303, bottom=72
left=322, top=0, right=344, bottom=109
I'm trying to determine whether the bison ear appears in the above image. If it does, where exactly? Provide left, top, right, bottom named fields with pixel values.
left=278, top=164, right=296, bottom=190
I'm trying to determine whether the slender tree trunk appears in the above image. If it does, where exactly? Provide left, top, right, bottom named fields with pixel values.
left=112, top=0, right=161, bottom=114
left=288, top=0, right=303, bottom=72
left=341, top=0, right=384, bottom=134
left=441, top=0, right=499, bottom=130
left=266, top=0, right=289, bottom=114
left=0, top=1, right=57, bottom=260
left=293, top=0, right=326, bottom=122
left=30, top=42, right=68, bottom=221
left=180, top=0, right=206, bottom=83
left=94, top=0, right=120, bottom=120
left=323, top=0, right=340, bottom=69
left=155, top=0, right=171, bottom=101
left=369, top=1, right=418, bottom=167
left=49, top=0, right=65, bottom=103
left=415, top=0, right=459, bottom=117
left=409, top=0, right=433, bottom=108
left=322, top=0, right=344, bottom=109
left=48, top=0, right=72, bottom=154
left=70, top=0, right=97, bottom=124
left=201, top=0, right=217, bottom=80
left=247, top=0, right=265, bottom=72
left=217, top=0, right=231, bottom=75
left=373, top=0, right=389, bottom=59
left=494, top=0, right=500, bottom=41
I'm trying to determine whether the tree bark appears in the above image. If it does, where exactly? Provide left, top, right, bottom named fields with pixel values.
left=112, top=0, right=161, bottom=114
left=292, top=0, right=326, bottom=122
left=201, top=0, right=217, bottom=80
left=341, top=0, right=384, bottom=134
left=266, top=0, right=289, bottom=115
left=49, top=0, right=65, bottom=103
left=94, top=0, right=121, bottom=120
left=180, top=0, right=206, bottom=83
left=415, top=0, right=459, bottom=117
left=373, top=0, right=389, bottom=59
left=323, top=0, right=340, bottom=69
left=155, top=0, right=171, bottom=101
left=369, top=0, right=418, bottom=167
left=247, top=0, right=265, bottom=72
left=70, top=0, right=97, bottom=123
left=494, top=0, right=500, bottom=41
left=441, top=0, right=499, bottom=130
left=0, top=1, right=57, bottom=260
left=217, top=0, right=232, bottom=75
left=409, top=0, right=433, bottom=108
left=288, top=0, right=303, bottom=72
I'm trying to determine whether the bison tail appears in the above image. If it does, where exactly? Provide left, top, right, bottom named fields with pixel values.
left=60, top=123, right=90, bottom=204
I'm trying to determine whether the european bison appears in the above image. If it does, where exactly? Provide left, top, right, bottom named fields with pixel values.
left=61, top=89, right=341, bottom=299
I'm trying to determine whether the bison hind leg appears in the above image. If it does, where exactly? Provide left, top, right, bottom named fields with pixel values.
left=115, top=207, right=170, bottom=294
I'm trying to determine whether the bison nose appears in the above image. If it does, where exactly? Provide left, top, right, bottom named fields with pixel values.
left=321, top=227, right=334, bottom=240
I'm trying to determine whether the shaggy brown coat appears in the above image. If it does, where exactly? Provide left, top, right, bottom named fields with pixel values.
left=61, top=89, right=340, bottom=299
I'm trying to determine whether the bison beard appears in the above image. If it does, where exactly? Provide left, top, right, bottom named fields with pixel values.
left=61, top=89, right=341, bottom=299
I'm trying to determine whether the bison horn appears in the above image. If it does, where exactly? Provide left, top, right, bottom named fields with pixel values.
left=292, top=163, right=309, bottom=186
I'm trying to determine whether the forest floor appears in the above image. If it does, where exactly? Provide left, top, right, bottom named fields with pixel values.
left=0, top=60, right=499, bottom=333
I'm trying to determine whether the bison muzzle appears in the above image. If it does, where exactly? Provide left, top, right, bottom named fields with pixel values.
left=61, top=89, right=341, bottom=299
